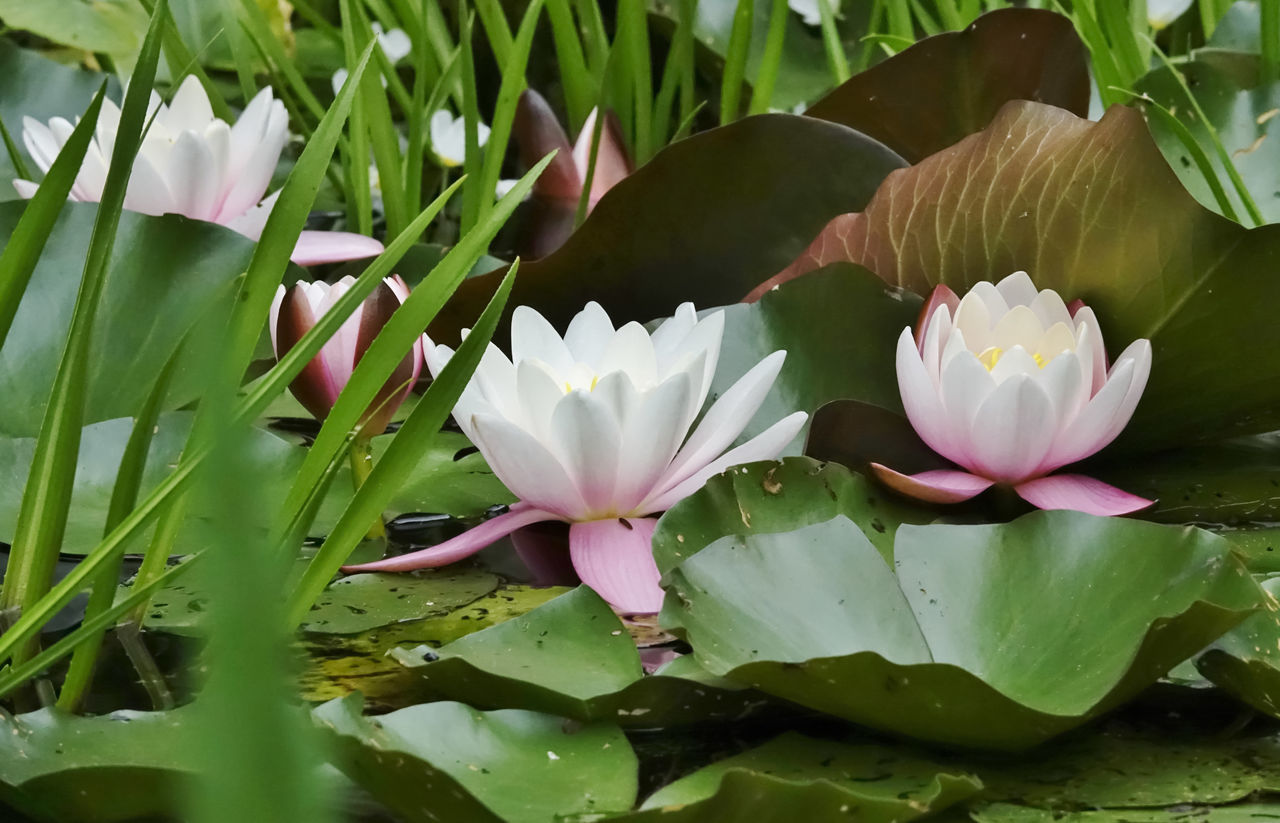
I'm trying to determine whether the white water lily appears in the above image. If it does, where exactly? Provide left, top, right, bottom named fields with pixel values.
left=873, top=271, right=1153, bottom=515
left=429, top=109, right=490, bottom=167
left=15, top=75, right=381, bottom=265
left=331, top=23, right=413, bottom=95
left=1147, top=0, right=1194, bottom=29
left=789, top=0, right=840, bottom=26
left=344, top=301, right=808, bottom=613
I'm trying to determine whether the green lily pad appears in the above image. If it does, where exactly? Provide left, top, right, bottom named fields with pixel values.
left=655, top=459, right=1264, bottom=750
left=775, top=100, right=1280, bottom=450
left=0, top=41, right=116, bottom=192
left=0, top=202, right=255, bottom=438
left=0, top=2, right=147, bottom=73
left=140, top=552, right=500, bottom=637
left=314, top=693, right=638, bottom=823
left=0, top=705, right=198, bottom=823
left=975, top=724, right=1280, bottom=807
left=970, top=802, right=1280, bottom=823
left=299, top=584, right=569, bottom=712
left=651, top=457, right=932, bottom=574
left=579, top=732, right=981, bottom=823
left=1195, top=575, right=1280, bottom=717
left=712, top=264, right=919, bottom=445
left=395, top=585, right=772, bottom=728
left=1221, top=528, right=1280, bottom=573
left=0, top=413, right=300, bottom=556
left=1136, top=60, right=1280, bottom=224
left=806, top=8, right=1089, bottom=162
left=430, top=114, right=907, bottom=344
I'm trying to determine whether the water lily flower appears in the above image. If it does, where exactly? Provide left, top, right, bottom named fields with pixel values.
left=789, top=0, right=840, bottom=26
left=429, top=110, right=491, bottom=168
left=1147, top=0, right=1193, bottom=29
left=270, top=275, right=422, bottom=435
left=15, top=75, right=382, bottom=266
left=514, top=89, right=631, bottom=212
left=331, top=23, right=413, bottom=95
left=343, top=302, right=808, bottom=613
left=872, top=271, right=1153, bottom=516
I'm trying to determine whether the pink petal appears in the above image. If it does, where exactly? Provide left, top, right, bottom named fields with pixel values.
left=569, top=517, right=663, bottom=614
left=341, top=503, right=559, bottom=572
left=291, top=231, right=385, bottom=266
left=1014, top=474, right=1153, bottom=516
left=870, top=463, right=994, bottom=504
left=914, top=283, right=959, bottom=349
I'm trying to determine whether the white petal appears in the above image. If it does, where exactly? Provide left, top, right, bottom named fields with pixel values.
left=378, top=27, right=412, bottom=63
left=643, top=412, right=808, bottom=512
left=1073, top=308, right=1109, bottom=395
left=515, top=357, right=570, bottom=438
left=550, top=389, right=624, bottom=516
left=471, top=413, right=584, bottom=518
left=952, top=292, right=993, bottom=353
left=166, top=130, right=220, bottom=219
left=510, top=305, right=574, bottom=373
left=937, top=348, right=996, bottom=466
left=562, top=301, right=614, bottom=363
left=988, top=345, right=1042, bottom=383
left=167, top=75, right=215, bottom=128
left=989, top=305, right=1047, bottom=353
left=613, top=371, right=693, bottom=514
left=598, top=322, right=659, bottom=387
left=895, top=327, right=955, bottom=461
left=994, top=270, right=1038, bottom=307
left=966, top=375, right=1057, bottom=483
left=1029, top=289, right=1072, bottom=329
left=661, top=350, right=786, bottom=491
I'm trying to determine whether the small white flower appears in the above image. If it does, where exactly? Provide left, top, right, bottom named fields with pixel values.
left=1147, top=0, right=1194, bottom=29
left=331, top=24, right=413, bottom=96
left=429, top=109, right=490, bottom=168
left=788, top=0, right=840, bottom=27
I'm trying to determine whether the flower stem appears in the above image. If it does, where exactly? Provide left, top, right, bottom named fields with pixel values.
left=348, top=435, right=385, bottom=540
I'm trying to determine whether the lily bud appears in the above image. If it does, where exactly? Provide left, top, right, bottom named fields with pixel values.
left=269, top=275, right=422, bottom=436
left=873, top=271, right=1153, bottom=516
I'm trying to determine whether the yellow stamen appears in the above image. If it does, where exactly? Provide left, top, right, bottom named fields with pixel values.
left=977, top=346, right=1048, bottom=371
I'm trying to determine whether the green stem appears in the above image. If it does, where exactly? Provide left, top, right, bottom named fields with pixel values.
left=348, top=436, right=385, bottom=540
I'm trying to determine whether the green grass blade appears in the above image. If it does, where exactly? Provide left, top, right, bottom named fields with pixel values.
left=1262, top=0, right=1280, bottom=83
left=819, top=0, right=851, bottom=83
left=284, top=261, right=518, bottom=628
left=0, top=113, right=32, bottom=182
left=238, top=0, right=327, bottom=122
left=546, top=0, right=593, bottom=130
left=651, top=0, right=695, bottom=146
left=475, top=0, right=546, bottom=230
left=617, top=0, right=653, bottom=161
left=56, top=345, right=180, bottom=710
left=459, top=11, right=486, bottom=234
left=0, top=3, right=167, bottom=665
left=475, top=0, right=515, bottom=67
left=0, top=554, right=203, bottom=701
left=0, top=84, right=106, bottom=348
left=749, top=0, right=790, bottom=115
left=721, top=0, right=754, bottom=125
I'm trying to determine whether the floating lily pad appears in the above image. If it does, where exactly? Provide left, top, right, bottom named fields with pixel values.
left=395, top=586, right=773, bottom=728
left=0, top=413, right=300, bottom=556
left=314, top=693, right=638, bottom=823
left=655, top=458, right=1264, bottom=750
left=806, top=8, right=1089, bottom=162
left=430, top=114, right=907, bottom=343
left=651, top=458, right=932, bottom=575
left=970, top=801, right=1280, bottom=823
left=0, top=202, right=255, bottom=438
left=141, top=553, right=499, bottom=637
left=299, top=584, right=569, bottom=711
left=712, top=264, right=919, bottom=445
left=772, top=100, right=1280, bottom=449
left=1136, top=60, right=1280, bottom=224
left=0, top=41, right=117, bottom=191
left=1195, top=575, right=1280, bottom=717
left=0, top=705, right=198, bottom=823
left=576, top=732, right=981, bottom=823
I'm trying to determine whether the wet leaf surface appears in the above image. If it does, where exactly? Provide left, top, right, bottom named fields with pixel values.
left=656, top=458, right=1264, bottom=750
left=1195, top=575, right=1280, bottom=718
left=315, top=693, right=638, bottom=823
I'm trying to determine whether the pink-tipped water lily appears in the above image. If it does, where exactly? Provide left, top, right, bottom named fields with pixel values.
left=270, top=275, right=422, bottom=435
left=15, top=75, right=382, bottom=266
left=872, top=271, right=1153, bottom=516
left=514, top=89, right=631, bottom=211
left=343, top=302, right=808, bottom=613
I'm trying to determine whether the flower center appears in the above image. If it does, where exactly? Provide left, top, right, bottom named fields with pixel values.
left=977, top=346, right=1047, bottom=371
left=563, top=374, right=600, bottom=393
